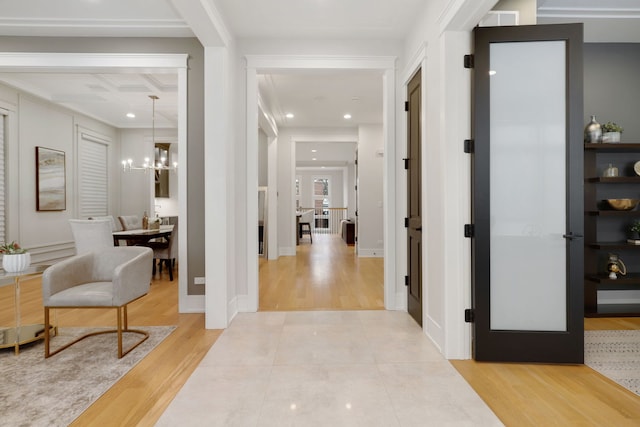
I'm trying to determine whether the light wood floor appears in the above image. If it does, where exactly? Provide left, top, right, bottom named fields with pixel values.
left=3, top=245, right=640, bottom=426
left=259, top=233, right=385, bottom=311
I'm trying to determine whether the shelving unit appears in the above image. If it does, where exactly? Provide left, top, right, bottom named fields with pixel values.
left=584, top=143, right=640, bottom=317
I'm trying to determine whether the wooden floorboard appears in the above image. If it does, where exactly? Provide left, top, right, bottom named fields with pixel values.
left=452, top=317, right=640, bottom=427
left=3, top=242, right=640, bottom=426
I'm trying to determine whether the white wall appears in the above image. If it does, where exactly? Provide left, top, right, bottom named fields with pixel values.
left=400, top=0, right=499, bottom=358
left=357, top=125, right=384, bottom=257
left=258, top=128, right=268, bottom=186
left=0, top=86, right=119, bottom=263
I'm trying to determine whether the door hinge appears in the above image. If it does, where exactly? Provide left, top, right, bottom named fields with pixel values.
left=355, top=185, right=357, bottom=191
left=465, top=309, right=475, bottom=323
left=404, top=101, right=409, bottom=112
left=464, top=224, right=474, bottom=238
left=403, top=158, right=409, bottom=169
left=463, top=139, right=474, bottom=153
left=404, top=217, right=409, bottom=228
left=405, top=275, right=409, bottom=287
left=464, top=54, right=474, bottom=69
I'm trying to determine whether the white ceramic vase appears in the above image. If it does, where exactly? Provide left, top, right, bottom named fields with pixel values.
left=3, top=253, right=31, bottom=273
left=602, top=131, right=621, bottom=143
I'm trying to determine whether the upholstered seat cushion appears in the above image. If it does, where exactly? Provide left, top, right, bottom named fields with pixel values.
left=42, top=246, right=152, bottom=308
left=47, top=281, right=115, bottom=307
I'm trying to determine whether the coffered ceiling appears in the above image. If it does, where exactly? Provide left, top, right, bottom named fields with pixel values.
left=0, top=0, right=639, bottom=131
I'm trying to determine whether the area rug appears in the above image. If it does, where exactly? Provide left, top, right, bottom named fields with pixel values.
left=584, top=330, right=640, bottom=397
left=0, top=326, right=176, bottom=427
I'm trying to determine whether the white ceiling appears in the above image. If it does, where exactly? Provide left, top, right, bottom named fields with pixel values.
left=0, top=0, right=639, bottom=132
left=212, top=0, right=426, bottom=40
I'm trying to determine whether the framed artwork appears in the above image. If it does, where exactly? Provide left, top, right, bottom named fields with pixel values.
left=36, top=146, right=66, bottom=211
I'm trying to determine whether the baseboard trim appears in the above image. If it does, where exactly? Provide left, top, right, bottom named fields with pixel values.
left=179, top=294, right=205, bottom=313
left=358, top=248, right=384, bottom=258
left=279, top=247, right=296, bottom=256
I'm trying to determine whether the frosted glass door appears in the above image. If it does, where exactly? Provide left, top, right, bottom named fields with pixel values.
left=471, top=23, right=584, bottom=363
left=489, top=41, right=566, bottom=332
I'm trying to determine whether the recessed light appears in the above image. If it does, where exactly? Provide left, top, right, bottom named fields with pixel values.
left=343, top=114, right=352, bottom=119
left=311, top=149, right=317, bottom=153
left=285, top=113, right=294, bottom=118
left=312, top=158, right=317, bottom=161
left=126, top=112, right=136, bottom=118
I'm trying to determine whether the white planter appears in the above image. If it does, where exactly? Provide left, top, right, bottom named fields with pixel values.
left=602, top=131, right=621, bottom=143
left=3, top=253, right=31, bottom=272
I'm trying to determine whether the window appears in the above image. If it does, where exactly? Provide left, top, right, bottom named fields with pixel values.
left=78, top=131, right=110, bottom=218
left=313, top=176, right=330, bottom=215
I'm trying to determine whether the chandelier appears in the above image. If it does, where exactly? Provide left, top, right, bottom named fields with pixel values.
left=122, top=95, right=177, bottom=172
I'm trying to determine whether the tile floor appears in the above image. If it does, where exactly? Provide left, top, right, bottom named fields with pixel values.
left=157, top=310, right=503, bottom=426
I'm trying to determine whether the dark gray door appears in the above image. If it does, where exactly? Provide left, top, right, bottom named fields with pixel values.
left=470, top=24, right=584, bottom=363
left=407, top=69, right=422, bottom=326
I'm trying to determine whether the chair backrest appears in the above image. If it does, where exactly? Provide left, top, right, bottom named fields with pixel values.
left=118, top=215, right=142, bottom=231
left=88, top=215, right=122, bottom=232
left=69, top=219, right=114, bottom=254
left=167, top=221, right=178, bottom=257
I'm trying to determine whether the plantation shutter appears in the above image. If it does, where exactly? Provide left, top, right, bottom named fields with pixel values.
left=0, top=112, right=6, bottom=244
left=78, top=132, right=109, bottom=218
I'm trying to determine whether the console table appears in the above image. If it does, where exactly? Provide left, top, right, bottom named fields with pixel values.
left=0, top=264, right=54, bottom=355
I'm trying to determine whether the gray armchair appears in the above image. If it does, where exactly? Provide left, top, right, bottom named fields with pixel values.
left=41, top=246, right=153, bottom=358
left=69, top=219, right=114, bottom=254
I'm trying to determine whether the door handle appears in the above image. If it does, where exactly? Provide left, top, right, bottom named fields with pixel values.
left=562, top=233, right=583, bottom=240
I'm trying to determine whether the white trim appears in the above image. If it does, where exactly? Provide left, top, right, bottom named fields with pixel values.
left=0, top=52, right=188, bottom=72
left=244, top=55, right=397, bottom=314
left=176, top=66, right=190, bottom=315
left=180, top=294, right=206, bottom=313
left=246, top=55, right=396, bottom=71
left=402, top=43, right=427, bottom=85
left=279, top=247, right=296, bottom=257
left=358, top=249, right=384, bottom=258
left=227, top=296, right=238, bottom=324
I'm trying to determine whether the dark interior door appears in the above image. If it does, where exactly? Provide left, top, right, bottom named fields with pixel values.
left=470, top=24, right=584, bottom=363
left=407, top=69, right=422, bottom=326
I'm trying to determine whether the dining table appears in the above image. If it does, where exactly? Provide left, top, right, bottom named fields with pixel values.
left=112, top=224, right=173, bottom=246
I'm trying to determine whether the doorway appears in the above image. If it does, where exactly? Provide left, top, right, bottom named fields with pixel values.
left=246, top=56, right=397, bottom=312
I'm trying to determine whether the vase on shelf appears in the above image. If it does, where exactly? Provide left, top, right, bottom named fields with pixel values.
left=584, top=115, right=602, bottom=144
left=602, top=131, right=621, bottom=144
left=2, top=252, right=31, bottom=273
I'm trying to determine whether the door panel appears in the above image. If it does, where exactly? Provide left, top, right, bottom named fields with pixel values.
left=471, top=24, right=584, bottom=363
left=407, top=69, right=422, bottom=325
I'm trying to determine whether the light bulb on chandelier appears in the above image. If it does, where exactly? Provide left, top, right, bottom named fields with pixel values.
left=122, top=95, right=177, bottom=172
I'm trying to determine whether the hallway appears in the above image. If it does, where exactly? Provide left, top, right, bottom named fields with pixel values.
left=259, top=234, right=384, bottom=311
left=157, top=310, right=502, bottom=426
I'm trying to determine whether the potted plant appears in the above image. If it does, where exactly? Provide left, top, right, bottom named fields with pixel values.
left=0, top=241, right=31, bottom=272
left=601, top=121, right=623, bottom=143
left=629, top=221, right=640, bottom=241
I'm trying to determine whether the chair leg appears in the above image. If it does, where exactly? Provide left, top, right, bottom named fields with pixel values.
left=44, top=307, right=50, bottom=358
left=117, top=306, right=123, bottom=358
left=152, top=258, right=156, bottom=275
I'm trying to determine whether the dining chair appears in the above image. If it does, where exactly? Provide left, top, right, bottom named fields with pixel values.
left=149, top=221, right=178, bottom=281
left=42, top=246, right=153, bottom=358
left=69, top=219, right=114, bottom=254
left=89, top=215, right=122, bottom=232
left=118, top=215, right=142, bottom=231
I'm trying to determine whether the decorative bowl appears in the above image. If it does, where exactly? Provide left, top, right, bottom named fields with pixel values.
left=606, top=199, right=640, bottom=211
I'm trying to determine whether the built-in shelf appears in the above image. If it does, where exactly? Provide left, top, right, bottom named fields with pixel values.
left=587, top=242, right=640, bottom=250
left=584, top=143, right=640, bottom=152
left=586, top=210, right=640, bottom=216
left=586, top=176, right=640, bottom=183
left=584, top=141, right=640, bottom=318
